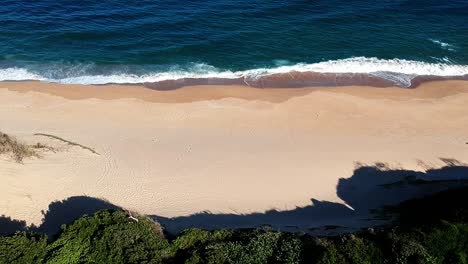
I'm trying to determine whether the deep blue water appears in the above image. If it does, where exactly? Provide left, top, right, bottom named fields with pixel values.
left=0, top=0, right=467, bottom=84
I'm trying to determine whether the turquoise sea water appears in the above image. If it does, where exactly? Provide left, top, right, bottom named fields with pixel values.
left=0, top=0, right=467, bottom=86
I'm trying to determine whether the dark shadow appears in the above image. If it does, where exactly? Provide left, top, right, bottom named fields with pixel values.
left=0, top=196, right=121, bottom=236
left=152, top=159, right=468, bottom=234
left=337, top=161, right=468, bottom=213
left=1, top=159, right=467, bottom=236
left=0, top=215, right=27, bottom=236
left=32, top=196, right=121, bottom=236
left=391, top=186, right=468, bottom=227
left=154, top=199, right=358, bottom=236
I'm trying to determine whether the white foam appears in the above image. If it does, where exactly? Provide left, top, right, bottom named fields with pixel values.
left=429, top=39, right=457, bottom=51
left=243, top=57, right=468, bottom=77
left=0, top=57, right=467, bottom=85
left=0, top=67, right=45, bottom=81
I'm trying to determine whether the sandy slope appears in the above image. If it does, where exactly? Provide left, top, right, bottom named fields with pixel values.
left=1, top=81, right=468, bottom=227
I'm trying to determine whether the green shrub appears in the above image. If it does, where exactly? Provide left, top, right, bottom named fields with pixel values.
left=316, top=239, right=346, bottom=264
left=165, top=228, right=233, bottom=261
left=338, top=236, right=383, bottom=264
left=0, top=232, right=47, bottom=264
left=45, top=210, right=168, bottom=264
left=275, top=234, right=302, bottom=264
left=423, top=222, right=468, bottom=264
left=387, top=232, right=436, bottom=264
left=203, top=231, right=291, bottom=264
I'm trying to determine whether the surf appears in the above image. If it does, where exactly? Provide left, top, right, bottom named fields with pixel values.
left=1, top=57, right=468, bottom=87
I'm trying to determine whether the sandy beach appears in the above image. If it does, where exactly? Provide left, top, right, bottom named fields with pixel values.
left=1, top=80, right=468, bottom=230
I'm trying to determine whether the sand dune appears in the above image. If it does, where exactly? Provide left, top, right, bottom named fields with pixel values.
left=1, top=81, right=468, bottom=229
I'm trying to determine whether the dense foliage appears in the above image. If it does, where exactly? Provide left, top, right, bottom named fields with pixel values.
left=1, top=187, right=467, bottom=264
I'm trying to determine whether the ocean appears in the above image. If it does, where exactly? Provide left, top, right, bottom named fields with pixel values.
left=1, top=0, right=467, bottom=87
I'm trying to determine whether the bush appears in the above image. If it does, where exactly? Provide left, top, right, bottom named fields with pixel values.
left=202, top=230, right=301, bottom=264
left=165, top=228, right=233, bottom=261
left=0, top=232, right=47, bottom=264
left=45, top=210, right=168, bottom=264
left=423, top=222, right=468, bottom=264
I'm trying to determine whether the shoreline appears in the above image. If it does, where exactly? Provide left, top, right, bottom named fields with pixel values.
left=2, top=79, right=468, bottom=103
left=140, top=73, right=468, bottom=90
left=2, top=59, right=468, bottom=89
left=1, top=80, right=468, bottom=230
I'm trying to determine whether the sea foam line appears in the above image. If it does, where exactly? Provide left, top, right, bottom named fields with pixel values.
left=0, top=57, right=467, bottom=85
left=429, top=39, right=457, bottom=51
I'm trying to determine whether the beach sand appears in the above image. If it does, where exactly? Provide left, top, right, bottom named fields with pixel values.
left=1, top=80, right=468, bottom=229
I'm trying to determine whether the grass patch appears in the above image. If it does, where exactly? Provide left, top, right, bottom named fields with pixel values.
left=0, top=132, right=39, bottom=163
left=31, top=142, right=57, bottom=153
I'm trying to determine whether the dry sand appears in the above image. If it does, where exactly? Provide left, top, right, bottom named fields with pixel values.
left=1, top=80, right=468, bottom=228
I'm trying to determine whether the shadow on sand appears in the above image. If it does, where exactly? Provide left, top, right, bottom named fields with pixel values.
left=0, top=196, right=120, bottom=236
left=1, top=158, right=467, bottom=236
left=152, top=159, right=468, bottom=235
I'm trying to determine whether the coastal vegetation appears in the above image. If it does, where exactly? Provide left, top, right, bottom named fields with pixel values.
left=0, top=132, right=56, bottom=163
left=1, top=187, right=467, bottom=264
left=0, top=132, right=49, bottom=163
left=0, top=131, right=99, bottom=163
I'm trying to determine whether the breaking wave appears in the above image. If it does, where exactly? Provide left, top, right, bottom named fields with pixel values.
left=1, top=57, right=467, bottom=87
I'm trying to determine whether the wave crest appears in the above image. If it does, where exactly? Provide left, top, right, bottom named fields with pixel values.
left=0, top=57, right=467, bottom=87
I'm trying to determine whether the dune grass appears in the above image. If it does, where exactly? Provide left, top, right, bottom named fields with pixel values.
left=0, top=132, right=57, bottom=163
left=0, top=131, right=98, bottom=163
left=0, top=132, right=38, bottom=163
left=34, top=133, right=99, bottom=155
